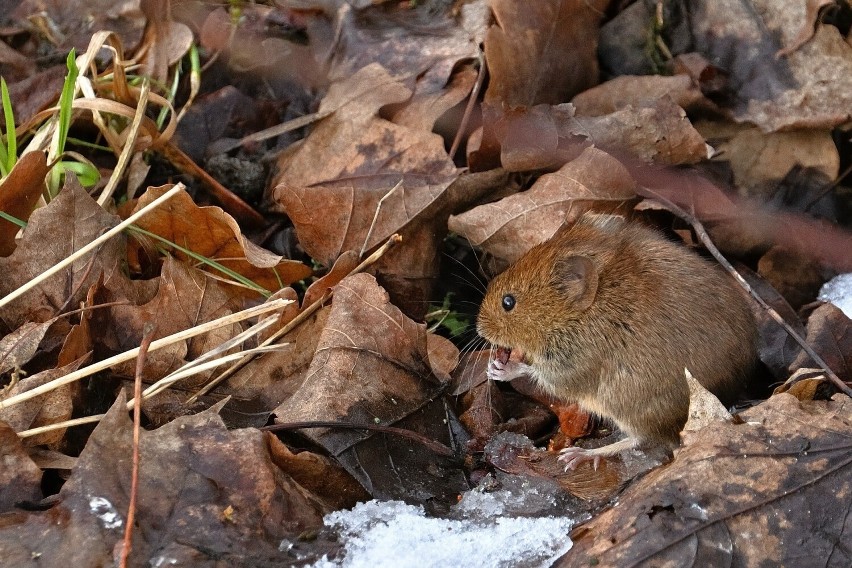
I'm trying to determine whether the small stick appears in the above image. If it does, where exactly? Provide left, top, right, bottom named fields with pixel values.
left=0, top=183, right=184, bottom=309
left=640, top=188, right=852, bottom=397
left=0, top=299, right=291, bottom=411
left=449, top=52, right=487, bottom=161
left=119, top=325, right=155, bottom=568
left=360, top=180, right=403, bottom=259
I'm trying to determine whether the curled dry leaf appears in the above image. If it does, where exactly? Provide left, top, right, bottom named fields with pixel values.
left=449, top=147, right=637, bottom=266
left=131, top=185, right=311, bottom=298
left=0, top=178, right=124, bottom=330
left=695, top=120, right=839, bottom=196
left=558, top=394, right=852, bottom=567
left=0, top=355, right=87, bottom=445
left=484, top=0, right=608, bottom=106
left=0, top=393, right=327, bottom=566
left=0, top=151, right=50, bottom=256
left=790, top=303, right=852, bottom=382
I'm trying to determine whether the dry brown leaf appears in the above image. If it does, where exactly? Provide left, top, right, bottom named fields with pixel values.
left=0, top=177, right=124, bottom=330
left=667, top=0, right=852, bottom=131
left=392, top=63, right=479, bottom=132
left=481, top=97, right=708, bottom=172
left=571, top=74, right=709, bottom=117
left=791, top=303, right=852, bottom=382
left=272, top=63, right=459, bottom=266
left=103, top=256, right=240, bottom=392
left=272, top=273, right=468, bottom=501
left=696, top=120, right=839, bottom=196
left=318, top=1, right=480, bottom=93
left=0, top=151, right=50, bottom=256
left=131, top=185, right=311, bottom=298
left=484, top=0, right=608, bottom=106
left=558, top=394, right=852, bottom=566
left=449, top=147, right=637, bottom=265
left=0, top=393, right=327, bottom=566
left=0, top=355, right=87, bottom=444
left=215, top=306, right=332, bottom=428
left=0, top=421, right=42, bottom=512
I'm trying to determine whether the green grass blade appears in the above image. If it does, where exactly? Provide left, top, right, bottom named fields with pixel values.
left=125, top=225, right=272, bottom=297
left=0, top=211, right=26, bottom=228
left=1, top=77, right=16, bottom=174
left=56, top=49, right=79, bottom=158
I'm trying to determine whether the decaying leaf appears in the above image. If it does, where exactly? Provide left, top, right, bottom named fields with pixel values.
left=0, top=393, right=328, bottom=566
left=0, top=151, right=50, bottom=256
left=272, top=273, right=467, bottom=501
left=0, top=421, right=42, bottom=512
left=558, top=394, right=852, bottom=567
left=0, top=178, right=124, bottom=331
left=484, top=0, right=608, bottom=106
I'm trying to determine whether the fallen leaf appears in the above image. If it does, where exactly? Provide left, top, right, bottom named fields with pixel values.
left=484, top=0, right=608, bottom=106
left=0, top=177, right=124, bottom=331
left=449, top=147, right=637, bottom=266
left=272, top=64, right=459, bottom=267
left=696, top=120, right=839, bottom=196
left=0, top=393, right=327, bottom=566
left=131, top=184, right=311, bottom=298
left=0, top=151, right=50, bottom=256
left=558, top=394, right=852, bottom=567
left=272, top=273, right=468, bottom=501
left=0, top=421, right=42, bottom=512
left=791, top=303, right=852, bottom=382
left=571, top=74, right=710, bottom=117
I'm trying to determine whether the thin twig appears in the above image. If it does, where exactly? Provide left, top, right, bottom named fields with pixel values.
left=261, top=420, right=455, bottom=458
left=0, top=183, right=185, bottom=309
left=640, top=188, right=852, bottom=397
left=449, top=52, right=487, bottom=161
left=120, top=325, right=155, bottom=568
left=0, top=299, right=291, bottom=412
left=188, top=233, right=403, bottom=402
left=360, top=180, right=403, bottom=259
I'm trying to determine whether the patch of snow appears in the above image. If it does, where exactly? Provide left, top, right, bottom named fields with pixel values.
left=819, top=273, right=852, bottom=318
left=88, top=495, right=122, bottom=530
left=312, top=496, right=575, bottom=568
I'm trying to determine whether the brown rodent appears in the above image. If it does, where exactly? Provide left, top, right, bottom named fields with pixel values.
left=476, top=214, right=758, bottom=468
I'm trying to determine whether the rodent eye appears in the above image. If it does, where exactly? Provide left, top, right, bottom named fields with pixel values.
left=501, top=294, right=516, bottom=312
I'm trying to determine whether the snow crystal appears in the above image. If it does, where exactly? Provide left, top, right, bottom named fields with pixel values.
left=88, top=496, right=122, bottom=530
left=819, top=273, right=852, bottom=318
left=313, top=497, right=574, bottom=568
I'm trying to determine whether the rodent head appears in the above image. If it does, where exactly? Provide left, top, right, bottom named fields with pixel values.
left=476, top=238, right=599, bottom=365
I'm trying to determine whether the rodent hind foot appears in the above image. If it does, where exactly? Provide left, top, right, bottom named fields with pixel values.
left=558, top=437, right=638, bottom=471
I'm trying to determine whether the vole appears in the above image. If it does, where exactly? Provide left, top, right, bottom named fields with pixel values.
left=476, top=214, right=758, bottom=469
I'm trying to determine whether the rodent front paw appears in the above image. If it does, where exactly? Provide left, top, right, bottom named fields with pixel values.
left=486, top=359, right=532, bottom=382
left=558, top=446, right=602, bottom=471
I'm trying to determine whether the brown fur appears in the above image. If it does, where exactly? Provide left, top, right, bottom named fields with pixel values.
left=477, top=215, right=758, bottom=449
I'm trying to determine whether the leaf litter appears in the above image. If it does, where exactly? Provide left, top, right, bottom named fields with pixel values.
left=0, top=0, right=850, bottom=566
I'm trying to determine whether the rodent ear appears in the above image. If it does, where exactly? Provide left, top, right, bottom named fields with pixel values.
left=553, top=255, right=598, bottom=311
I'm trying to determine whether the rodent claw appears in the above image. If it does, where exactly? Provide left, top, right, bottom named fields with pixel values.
left=558, top=447, right=601, bottom=471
